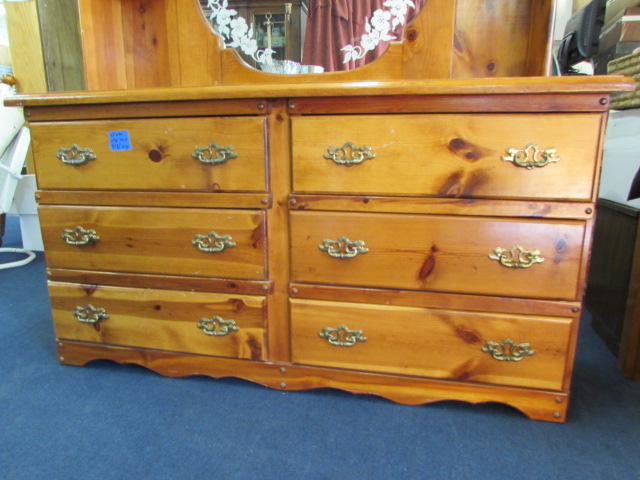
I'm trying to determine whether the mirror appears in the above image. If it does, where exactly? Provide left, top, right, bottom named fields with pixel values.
left=201, top=1, right=426, bottom=74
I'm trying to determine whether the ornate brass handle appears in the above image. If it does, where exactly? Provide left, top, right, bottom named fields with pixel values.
left=62, top=226, right=100, bottom=246
left=482, top=339, right=535, bottom=362
left=319, top=236, right=369, bottom=259
left=501, top=142, right=560, bottom=169
left=57, top=145, right=97, bottom=166
left=197, top=315, right=239, bottom=336
left=192, top=231, right=236, bottom=253
left=488, top=245, right=544, bottom=269
left=319, top=325, right=367, bottom=347
left=192, top=142, right=238, bottom=165
left=73, top=305, right=109, bottom=325
left=323, top=142, right=375, bottom=166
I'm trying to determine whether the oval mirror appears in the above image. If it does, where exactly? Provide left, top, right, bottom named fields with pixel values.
left=200, top=0, right=427, bottom=74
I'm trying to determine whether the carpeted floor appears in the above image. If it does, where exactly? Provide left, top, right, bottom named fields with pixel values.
left=1, top=215, right=639, bottom=480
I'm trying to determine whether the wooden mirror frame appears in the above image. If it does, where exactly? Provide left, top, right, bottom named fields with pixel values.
left=79, top=0, right=557, bottom=91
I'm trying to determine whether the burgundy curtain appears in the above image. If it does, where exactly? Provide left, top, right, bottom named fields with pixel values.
left=302, top=0, right=426, bottom=72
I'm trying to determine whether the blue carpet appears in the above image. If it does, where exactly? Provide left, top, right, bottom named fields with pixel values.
left=1, top=215, right=639, bottom=480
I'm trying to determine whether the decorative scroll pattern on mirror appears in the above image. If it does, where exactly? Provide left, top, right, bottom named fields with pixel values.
left=203, top=0, right=421, bottom=73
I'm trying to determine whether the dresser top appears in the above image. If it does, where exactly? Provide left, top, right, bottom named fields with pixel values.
left=6, top=76, right=636, bottom=108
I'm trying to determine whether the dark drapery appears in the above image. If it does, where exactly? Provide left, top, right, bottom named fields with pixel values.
left=302, top=0, right=426, bottom=71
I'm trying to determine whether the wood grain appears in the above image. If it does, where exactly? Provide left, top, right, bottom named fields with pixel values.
left=30, top=117, right=268, bottom=192
left=55, top=340, right=571, bottom=422
left=120, top=0, right=180, bottom=89
left=290, top=298, right=572, bottom=391
left=288, top=194, right=595, bottom=220
left=288, top=93, right=612, bottom=115
left=289, top=283, right=582, bottom=318
left=13, top=67, right=631, bottom=422
left=23, top=98, right=269, bottom=122
left=47, top=268, right=272, bottom=295
left=36, top=0, right=85, bottom=92
left=71, top=0, right=557, bottom=86
left=36, top=191, right=271, bottom=210
left=290, top=211, right=586, bottom=300
left=263, top=100, right=292, bottom=361
left=291, top=113, right=603, bottom=201
left=4, top=0, right=47, bottom=93
left=39, top=206, right=267, bottom=279
left=453, top=0, right=553, bottom=78
left=50, top=282, right=267, bottom=360
left=402, top=0, right=455, bottom=78
left=77, top=0, right=128, bottom=90
left=7, top=77, right=636, bottom=108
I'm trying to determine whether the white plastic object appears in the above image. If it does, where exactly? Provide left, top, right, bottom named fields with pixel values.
left=0, top=84, right=35, bottom=268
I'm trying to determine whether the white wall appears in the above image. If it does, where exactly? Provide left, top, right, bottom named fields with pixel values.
left=0, top=2, right=8, bottom=47
left=555, top=0, right=575, bottom=40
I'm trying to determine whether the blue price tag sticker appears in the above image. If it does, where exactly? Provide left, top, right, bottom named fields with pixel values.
left=108, top=130, right=133, bottom=151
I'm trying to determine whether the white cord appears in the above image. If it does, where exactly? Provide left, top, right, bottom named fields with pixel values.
left=0, top=247, right=36, bottom=269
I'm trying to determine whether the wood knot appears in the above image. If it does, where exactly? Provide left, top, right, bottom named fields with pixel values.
left=406, top=28, right=418, bottom=42
left=448, top=138, right=482, bottom=162
left=148, top=149, right=163, bottom=162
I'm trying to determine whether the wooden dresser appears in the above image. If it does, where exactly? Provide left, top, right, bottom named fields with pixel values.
left=7, top=76, right=635, bottom=422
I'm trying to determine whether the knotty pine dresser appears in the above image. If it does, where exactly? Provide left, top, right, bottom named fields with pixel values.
left=7, top=76, right=636, bottom=422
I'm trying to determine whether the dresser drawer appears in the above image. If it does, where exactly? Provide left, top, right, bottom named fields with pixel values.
left=31, top=117, right=267, bottom=192
left=291, top=299, right=572, bottom=391
left=290, top=211, right=586, bottom=300
left=292, top=113, right=602, bottom=200
left=50, top=282, right=266, bottom=360
left=40, top=206, right=266, bottom=279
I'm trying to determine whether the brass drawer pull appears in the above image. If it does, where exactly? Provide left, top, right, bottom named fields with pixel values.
left=197, top=315, right=239, bottom=337
left=482, top=339, right=535, bottom=362
left=319, top=325, right=367, bottom=347
left=62, top=226, right=100, bottom=246
left=192, top=231, right=236, bottom=253
left=501, top=142, right=560, bottom=169
left=57, top=145, right=97, bottom=166
left=323, top=142, right=375, bottom=166
left=319, top=236, right=368, bottom=259
left=192, top=142, right=238, bottom=165
left=73, top=304, right=109, bottom=325
left=488, top=245, right=544, bottom=269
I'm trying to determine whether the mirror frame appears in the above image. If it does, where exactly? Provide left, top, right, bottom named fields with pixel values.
left=76, top=0, right=555, bottom=91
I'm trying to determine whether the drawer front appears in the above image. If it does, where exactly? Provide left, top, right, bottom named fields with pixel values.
left=292, top=113, right=602, bottom=200
left=50, top=282, right=266, bottom=360
left=40, top=206, right=266, bottom=279
left=290, top=211, right=585, bottom=300
left=31, top=117, right=267, bottom=192
left=291, top=299, right=572, bottom=391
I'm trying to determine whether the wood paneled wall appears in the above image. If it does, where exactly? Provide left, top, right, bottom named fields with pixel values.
left=4, top=0, right=47, bottom=93
left=36, top=0, right=85, bottom=92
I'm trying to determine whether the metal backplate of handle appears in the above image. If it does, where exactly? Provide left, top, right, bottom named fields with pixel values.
left=57, top=145, right=97, bottom=166
left=73, top=304, right=109, bottom=325
left=192, top=142, right=238, bottom=165
left=197, top=315, right=239, bottom=336
left=319, top=236, right=368, bottom=259
left=192, top=231, right=236, bottom=253
left=482, top=339, right=535, bottom=361
left=323, top=142, right=375, bottom=166
left=62, top=226, right=100, bottom=246
left=488, top=245, right=544, bottom=269
left=319, top=325, right=367, bottom=347
left=501, top=142, right=560, bottom=169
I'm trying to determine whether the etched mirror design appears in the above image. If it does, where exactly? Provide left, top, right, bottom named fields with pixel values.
left=200, top=0, right=426, bottom=74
